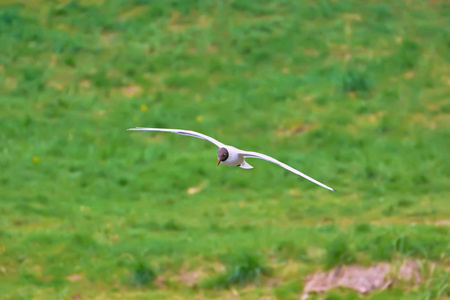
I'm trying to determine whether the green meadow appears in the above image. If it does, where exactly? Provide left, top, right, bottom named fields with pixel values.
left=1, top=0, right=449, bottom=299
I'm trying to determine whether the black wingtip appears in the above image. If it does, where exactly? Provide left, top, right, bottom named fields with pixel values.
left=332, top=188, right=337, bottom=192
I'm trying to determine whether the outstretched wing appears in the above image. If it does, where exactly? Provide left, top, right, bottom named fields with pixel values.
left=127, top=127, right=225, bottom=148
left=240, top=151, right=335, bottom=192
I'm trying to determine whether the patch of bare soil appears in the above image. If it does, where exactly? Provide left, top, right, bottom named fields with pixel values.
left=434, top=220, right=450, bottom=226
left=302, top=259, right=422, bottom=298
left=121, top=85, right=142, bottom=97
left=177, top=270, right=206, bottom=287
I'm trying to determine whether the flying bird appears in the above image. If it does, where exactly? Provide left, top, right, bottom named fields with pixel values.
left=127, top=127, right=335, bottom=191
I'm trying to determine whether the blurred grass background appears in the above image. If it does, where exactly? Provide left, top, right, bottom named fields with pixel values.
left=1, top=0, right=449, bottom=299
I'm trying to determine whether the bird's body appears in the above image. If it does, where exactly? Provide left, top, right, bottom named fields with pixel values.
left=217, top=145, right=252, bottom=168
left=127, top=127, right=335, bottom=192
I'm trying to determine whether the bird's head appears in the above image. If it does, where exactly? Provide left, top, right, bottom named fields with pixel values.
left=217, top=147, right=229, bottom=166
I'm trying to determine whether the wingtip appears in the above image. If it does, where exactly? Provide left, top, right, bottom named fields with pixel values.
left=332, top=188, right=337, bottom=192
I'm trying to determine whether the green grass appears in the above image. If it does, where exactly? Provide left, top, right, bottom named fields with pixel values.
left=1, top=0, right=450, bottom=299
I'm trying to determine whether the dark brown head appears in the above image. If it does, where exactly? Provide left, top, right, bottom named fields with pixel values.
left=217, top=147, right=229, bottom=166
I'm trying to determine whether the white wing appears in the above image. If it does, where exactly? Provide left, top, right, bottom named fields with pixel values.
left=241, top=151, right=336, bottom=192
left=127, top=127, right=225, bottom=148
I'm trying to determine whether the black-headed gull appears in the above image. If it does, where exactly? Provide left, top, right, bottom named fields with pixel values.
left=127, top=127, right=335, bottom=191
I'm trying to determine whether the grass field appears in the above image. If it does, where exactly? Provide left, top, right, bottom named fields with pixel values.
left=1, top=0, right=449, bottom=299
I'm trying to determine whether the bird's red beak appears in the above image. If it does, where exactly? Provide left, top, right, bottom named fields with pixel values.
left=217, top=160, right=221, bottom=166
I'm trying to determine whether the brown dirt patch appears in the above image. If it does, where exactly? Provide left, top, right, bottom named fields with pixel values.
left=177, top=270, right=206, bottom=287
left=122, top=85, right=142, bottom=97
left=434, top=220, right=450, bottom=226
left=302, top=259, right=422, bottom=297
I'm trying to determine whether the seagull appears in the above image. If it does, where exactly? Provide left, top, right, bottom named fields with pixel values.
left=127, top=127, right=335, bottom=191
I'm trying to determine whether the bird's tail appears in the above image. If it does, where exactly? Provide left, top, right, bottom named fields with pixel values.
left=239, top=160, right=253, bottom=169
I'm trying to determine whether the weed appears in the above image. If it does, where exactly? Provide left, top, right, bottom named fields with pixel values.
left=203, top=252, right=272, bottom=288
left=341, top=70, right=371, bottom=93
left=131, top=262, right=157, bottom=286
left=324, top=234, right=357, bottom=269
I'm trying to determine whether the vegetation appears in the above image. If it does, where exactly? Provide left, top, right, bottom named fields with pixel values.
left=1, top=0, right=449, bottom=299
